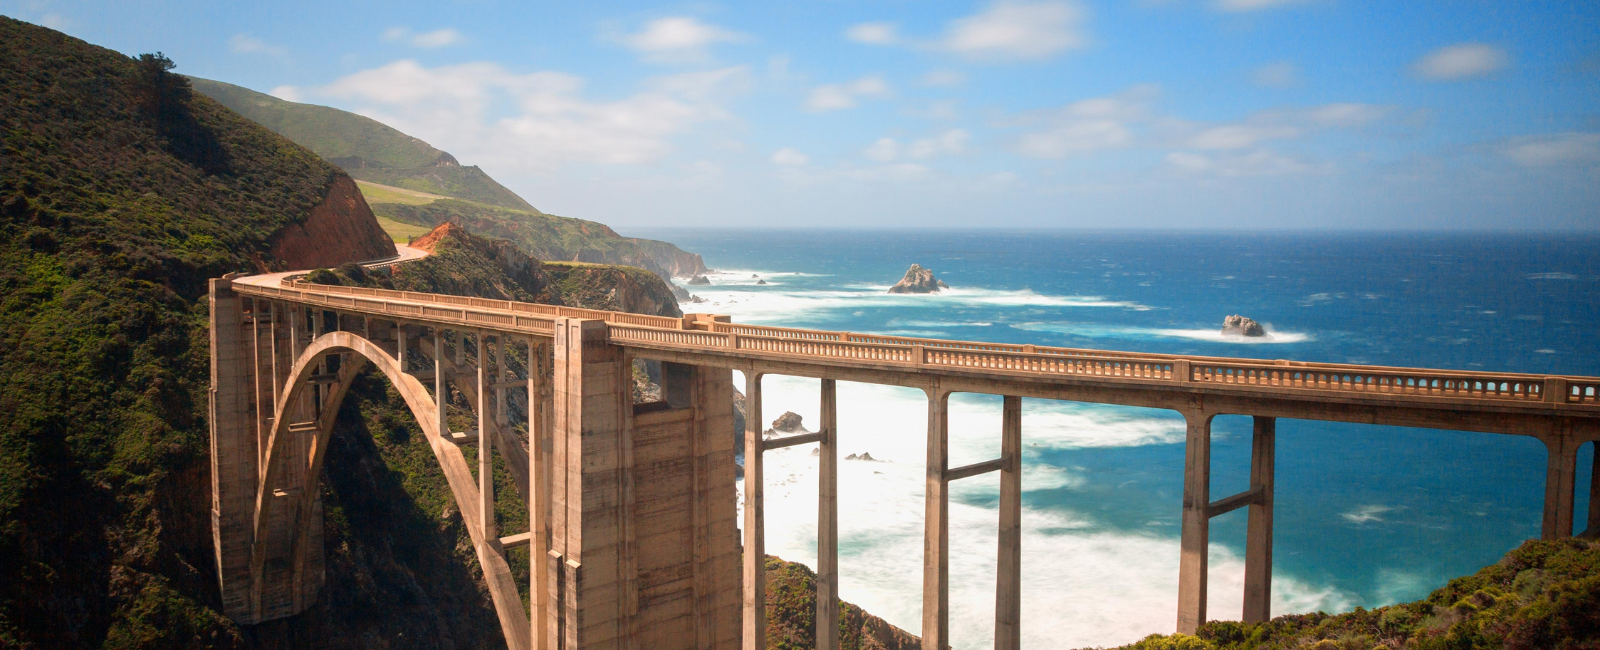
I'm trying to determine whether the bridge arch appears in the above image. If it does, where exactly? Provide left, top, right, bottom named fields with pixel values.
left=248, top=327, right=531, bottom=646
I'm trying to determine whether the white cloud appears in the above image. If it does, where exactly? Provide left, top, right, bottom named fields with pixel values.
left=1164, top=149, right=1330, bottom=177
left=269, top=85, right=303, bottom=102
left=1214, top=0, right=1308, bottom=11
left=1012, top=85, right=1158, bottom=158
left=1185, top=124, right=1300, bottom=149
left=383, top=27, right=462, bottom=48
left=846, top=22, right=900, bottom=45
left=938, top=1, right=1087, bottom=61
left=646, top=66, right=752, bottom=100
left=905, top=100, right=961, bottom=121
left=1299, top=103, right=1391, bottom=128
left=1411, top=43, right=1508, bottom=81
left=862, top=130, right=969, bottom=162
left=229, top=34, right=287, bottom=57
left=805, top=76, right=891, bottom=112
left=310, top=59, right=739, bottom=171
left=39, top=13, right=67, bottom=29
left=771, top=148, right=809, bottom=166
left=1251, top=61, right=1300, bottom=88
left=618, top=16, right=749, bottom=63
left=864, top=138, right=899, bottom=162
left=1501, top=133, right=1600, bottom=167
left=920, top=69, right=969, bottom=87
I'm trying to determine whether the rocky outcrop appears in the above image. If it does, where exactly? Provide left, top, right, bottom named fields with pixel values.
left=887, top=264, right=946, bottom=294
left=771, top=412, right=805, bottom=433
left=267, top=175, right=397, bottom=270
left=688, top=275, right=711, bottom=285
left=1222, top=315, right=1266, bottom=337
left=628, top=237, right=710, bottom=277
left=544, top=262, right=684, bottom=318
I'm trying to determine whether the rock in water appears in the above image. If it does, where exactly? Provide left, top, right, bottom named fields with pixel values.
left=756, top=279, right=767, bottom=285
left=888, top=264, right=945, bottom=294
left=771, top=411, right=805, bottom=433
left=1222, top=315, right=1266, bottom=337
left=688, top=274, right=710, bottom=285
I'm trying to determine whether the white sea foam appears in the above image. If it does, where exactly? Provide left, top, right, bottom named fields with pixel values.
left=681, top=276, right=1150, bottom=325
left=1525, top=272, right=1578, bottom=280
left=737, top=374, right=1351, bottom=648
left=1341, top=504, right=1394, bottom=524
left=1011, top=322, right=1312, bottom=344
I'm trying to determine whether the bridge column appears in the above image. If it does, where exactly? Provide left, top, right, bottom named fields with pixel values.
left=1176, top=410, right=1213, bottom=635
left=1588, top=444, right=1600, bottom=537
left=1542, top=433, right=1578, bottom=539
left=1243, top=416, right=1275, bottom=624
left=209, top=278, right=260, bottom=622
left=922, top=388, right=950, bottom=650
left=817, top=378, right=839, bottom=650
left=549, top=317, right=629, bottom=649
left=742, top=371, right=765, bottom=650
left=995, top=395, right=1023, bottom=650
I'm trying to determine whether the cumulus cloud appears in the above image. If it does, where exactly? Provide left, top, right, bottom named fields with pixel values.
left=1501, top=132, right=1600, bottom=167
left=805, top=76, right=891, bottom=112
left=269, top=85, right=303, bottom=102
left=937, top=1, right=1087, bottom=61
left=383, top=27, right=463, bottom=48
left=771, top=148, right=809, bottom=166
left=1411, top=43, right=1508, bottom=81
left=1251, top=61, right=1300, bottom=88
left=846, top=22, right=900, bottom=45
left=617, top=16, right=749, bottom=63
left=299, top=59, right=739, bottom=172
left=229, top=34, right=287, bottom=57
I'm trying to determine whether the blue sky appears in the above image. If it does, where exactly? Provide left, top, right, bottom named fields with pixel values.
left=5, top=0, right=1598, bottom=229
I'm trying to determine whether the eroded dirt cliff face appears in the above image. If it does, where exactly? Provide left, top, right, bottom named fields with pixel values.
left=267, top=175, right=396, bottom=270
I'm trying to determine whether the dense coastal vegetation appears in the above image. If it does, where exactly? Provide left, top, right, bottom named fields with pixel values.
left=1101, top=538, right=1600, bottom=650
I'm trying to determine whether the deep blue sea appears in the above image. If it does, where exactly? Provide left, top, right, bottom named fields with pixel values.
left=630, top=229, right=1600, bottom=648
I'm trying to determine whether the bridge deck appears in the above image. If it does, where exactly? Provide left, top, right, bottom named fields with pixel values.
left=232, top=272, right=1600, bottom=426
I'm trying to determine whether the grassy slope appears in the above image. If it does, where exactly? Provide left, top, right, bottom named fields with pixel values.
left=1102, top=538, right=1600, bottom=650
left=188, top=77, right=538, bottom=213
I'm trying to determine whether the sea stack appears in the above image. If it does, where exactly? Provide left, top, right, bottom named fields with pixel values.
left=888, top=263, right=946, bottom=294
left=770, top=411, right=805, bottom=433
left=688, top=274, right=710, bottom=285
left=1222, top=315, right=1267, bottom=337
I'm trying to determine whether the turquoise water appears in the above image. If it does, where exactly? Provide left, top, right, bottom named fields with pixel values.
left=631, top=229, right=1600, bottom=648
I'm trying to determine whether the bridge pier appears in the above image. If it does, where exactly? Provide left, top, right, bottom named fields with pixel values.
left=1176, top=413, right=1277, bottom=635
left=1542, top=433, right=1579, bottom=539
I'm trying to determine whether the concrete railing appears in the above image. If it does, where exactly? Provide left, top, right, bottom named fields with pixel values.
left=231, top=276, right=1600, bottom=411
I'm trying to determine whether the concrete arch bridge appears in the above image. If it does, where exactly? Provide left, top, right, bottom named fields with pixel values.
left=209, top=270, right=1600, bottom=650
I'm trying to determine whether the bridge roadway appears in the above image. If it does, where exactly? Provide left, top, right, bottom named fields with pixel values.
left=215, top=268, right=1600, bottom=650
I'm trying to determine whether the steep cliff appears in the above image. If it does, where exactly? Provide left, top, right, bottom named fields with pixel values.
left=266, top=175, right=395, bottom=269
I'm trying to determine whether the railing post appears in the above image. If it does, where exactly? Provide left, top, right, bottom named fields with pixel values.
left=995, top=396, right=1022, bottom=650
left=817, top=378, right=839, bottom=650
left=743, top=371, right=765, bottom=650
left=1176, top=409, right=1212, bottom=635
left=1243, top=416, right=1276, bottom=624
left=922, top=387, right=949, bottom=650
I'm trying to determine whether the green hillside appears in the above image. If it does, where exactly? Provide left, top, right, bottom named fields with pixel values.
left=0, top=17, right=504, bottom=647
left=189, top=77, right=540, bottom=213
left=366, top=189, right=708, bottom=279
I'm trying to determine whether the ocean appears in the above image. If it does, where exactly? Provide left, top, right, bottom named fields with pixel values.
left=628, top=229, right=1600, bottom=649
